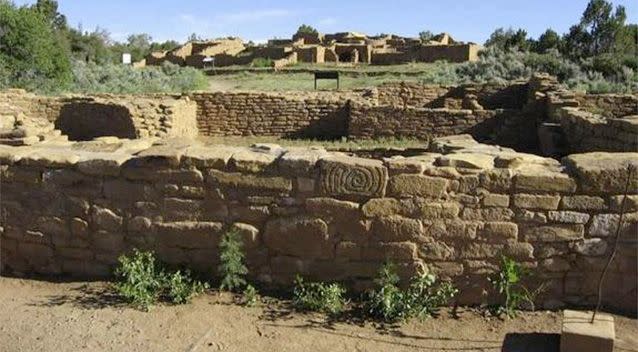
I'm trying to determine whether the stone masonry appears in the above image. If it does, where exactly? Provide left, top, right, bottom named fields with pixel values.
left=1, top=135, right=636, bottom=313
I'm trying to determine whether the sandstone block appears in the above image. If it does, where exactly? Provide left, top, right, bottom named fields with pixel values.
left=128, top=216, right=152, bottom=233
left=504, top=242, right=535, bottom=260
left=230, top=148, right=280, bottom=173
left=524, top=224, right=584, bottom=242
left=461, top=208, right=515, bottom=221
left=279, top=147, right=328, bottom=176
left=230, top=222, right=260, bottom=249
left=155, top=221, right=223, bottom=249
left=336, top=241, right=361, bottom=260
left=373, top=215, right=423, bottom=242
left=91, top=206, right=123, bottom=232
left=319, top=155, right=388, bottom=199
left=571, top=238, right=608, bottom=256
left=561, top=310, right=614, bottom=352
left=429, top=262, right=464, bottom=277
left=563, top=152, right=638, bottom=194
left=479, top=169, right=513, bottom=192
left=264, top=216, right=332, bottom=259
left=424, top=220, right=478, bottom=240
left=181, top=145, right=237, bottom=169
left=482, top=222, right=518, bottom=243
left=542, top=257, right=571, bottom=272
left=363, top=242, right=418, bottom=261
left=362, top=198, right=405, bottom=218
left=387, top=174, right=447, bottom=198
left=513, top=194, right=560, bottom=210
left=208, top=170, right=292, bottom=194
left=415, top=202, right=460, bottom=219
left=609, top=195, right=638, bottom=212
left=459, top=243, right=503, bottom=259
left=514, top=173, right=577, bottom=193
left=482, top=194, right=510, bottom=208
left=305, top=197, right=360, bottom=219
left=436, top=153, right=494, bottom=169
left=560, top=196, right=606, bottom=211
left=548, top=211, right=591, bottom=224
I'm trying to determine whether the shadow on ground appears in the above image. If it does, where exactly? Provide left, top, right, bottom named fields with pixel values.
left=501, top=333, right=560, bottom=352
left=29, top=283, right=127, bottom=310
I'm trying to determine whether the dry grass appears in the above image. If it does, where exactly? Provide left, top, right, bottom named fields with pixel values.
left=198, top=136, right=428, bottom=150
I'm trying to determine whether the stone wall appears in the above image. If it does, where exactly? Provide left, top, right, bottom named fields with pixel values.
left=0, top=90, right=198, bottom=142
left=348, top=104, right=513, bottom=141
left=544, top=86, right=638, bottom=154
left=190, top=91, right=369, bottom=139
left=1, top=136, right=636, bottom=313
left=375, top=82, right=528, bottom=109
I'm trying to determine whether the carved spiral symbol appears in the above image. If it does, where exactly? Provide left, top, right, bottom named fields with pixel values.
left=321, top=161, right=386, bottom=197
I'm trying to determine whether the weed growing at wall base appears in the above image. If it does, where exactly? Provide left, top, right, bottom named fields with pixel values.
left=293, top=276, right=347, bottom=316
left=218, top=229, right=249, bottom=292
left=365, top=262, right=458, bottom=323
left=114, top=249, right=208, bottom=311
left=488, top=256, right=545, bottom=318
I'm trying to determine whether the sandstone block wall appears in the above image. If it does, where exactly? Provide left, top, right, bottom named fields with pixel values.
left=348, top=104, right=507, bottom=140
left=546, top=88, right=638, bottom=154
left=375, top=82, right=528, bottom=109
left=1, top=137, right=636, bottom=313
left=190, top=91, right=368, bottom=139
left=0, top=91, right=198, bottom=142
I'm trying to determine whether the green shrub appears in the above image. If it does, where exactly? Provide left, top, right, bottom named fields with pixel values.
left=114, top=249, right=208, bottom=311
left=218, top=229, right=248, bottom=292
left=365, top=262, right=408, bottom=322
left=488, top=256, right=544, bottom=318
left=242, top=284, right=259, bottom=307
left=406, top=272, right=458, bottom=320
left=165, top=270, right=208, bottom=304
left=251, top=57, right=273, bottom=68
left=293, top=276, right=347, bottom=316
left=365, top=262, right=457, bottom=323
left=114, top=249, right=165, bottom=310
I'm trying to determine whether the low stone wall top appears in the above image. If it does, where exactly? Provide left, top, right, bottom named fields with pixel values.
left=546, top=88, right=638, bottom=154
left=1, top=135, right=636, bottom=313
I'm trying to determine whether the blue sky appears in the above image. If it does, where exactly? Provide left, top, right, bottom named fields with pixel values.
left=13, top=0, right=638, bottom=44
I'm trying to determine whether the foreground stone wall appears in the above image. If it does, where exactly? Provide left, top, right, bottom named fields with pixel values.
left=1, top=136, right=636, bottom=313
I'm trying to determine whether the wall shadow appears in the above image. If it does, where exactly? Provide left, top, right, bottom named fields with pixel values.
left=56, top=102, right=137, bottom=141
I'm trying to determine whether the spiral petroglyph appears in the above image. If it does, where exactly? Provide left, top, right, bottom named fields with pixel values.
left=319, top=156, right=388, bottom=198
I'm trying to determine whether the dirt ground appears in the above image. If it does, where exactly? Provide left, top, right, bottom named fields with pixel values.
left=0, top=278, right=636, bottom=352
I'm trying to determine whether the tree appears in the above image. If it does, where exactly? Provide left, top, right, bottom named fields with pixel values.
left=187, top=33, right=202, bottom=42
left=564, top=0, right=627, bottom=58
left=419, top=30, right=434, bottom=42
left=485, top=28, right=530, bottom=51
left=0, top=1, right=71, bottom=89
left=32, top=0, right=66, bottom=30
left=126, top=33, right=152, bottom=61
left=67, top=26, right=113, bottom=64
left=532, top=29, right=562, bottom=53
left=296, top=24, right=318, bottom=35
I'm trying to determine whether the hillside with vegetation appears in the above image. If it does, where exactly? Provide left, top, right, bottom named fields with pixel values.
left=0, top=0, right=636, bottom=94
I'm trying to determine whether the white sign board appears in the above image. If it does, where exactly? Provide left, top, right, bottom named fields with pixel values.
left=122, top=53, right=132, bottom=65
